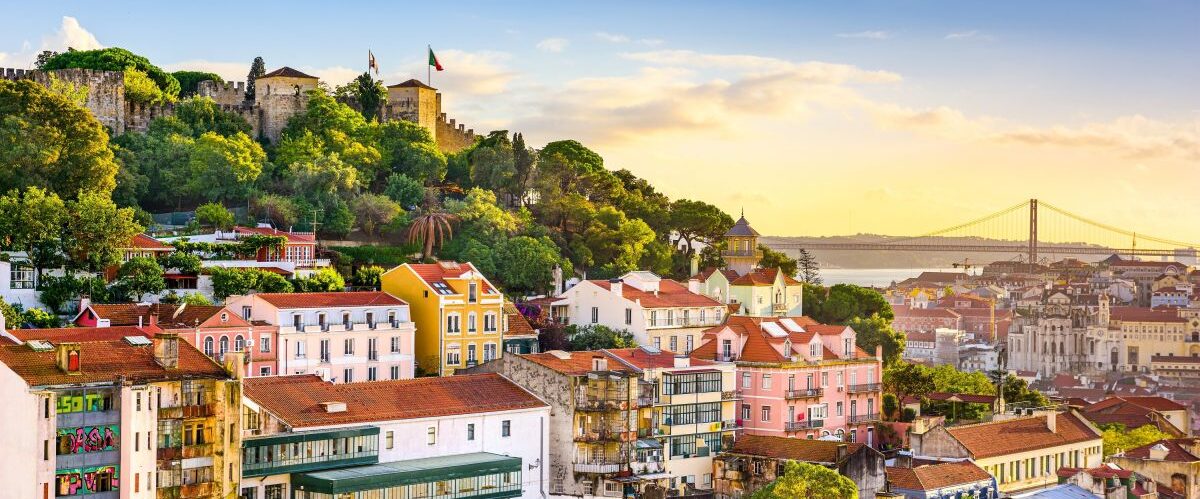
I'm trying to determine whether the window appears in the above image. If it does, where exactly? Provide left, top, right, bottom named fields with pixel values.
left=344, top=338, right=354, bottom=356
left=446, top=351, right=461, bottom=365
left=343, top=368, right=353, bottom=383
left=469, top=282, right=478, bottom=302
left=625, top=308, right=632, bottom=325
left=484, top=343, right=497, bottom=362
left=368, top=338, right=377, bottom=360
left=810, top=343, right=818, bottom=357
left=320, top=339, right=330, bottom=362
left=844, top=338, right=852, bottom=357
left=761, top=374, right=772, bottom=389
left=10, top=264, right=34, bottom=289
left=293, top=314, right=302, bottom=330
left=343, top=312, right=352, bottom=329
left=386, top=431, right=394, bottom=449
left=367, top=367, right=377, bottom=381
left=836, top=401, right=843, bottom=416
left=741, top=404, right=751, bottom=420
left=318, top=313, right=327, bottom=331
left=427, top=427, right=437, bottom=445
left=821, top=372, right=828, bottom=387
left=741, top=372, right=751, bottom=389
left=391, top=336, right=401, bottom=353
left=685, top=335, right=694, bottom=353
left=654, top=337, right=661, bottom=349
left=669, top=336, right=678, bottom=352
left=447, top=314, right=461, bottom=333
left=722, top=339, right=732, bottom=359
left=203, top=337, right=214, bottom=357
left=663, top=371, right=722, bottom=395
left=591, top=307, right=599, bottom=323
left=295, top=341, right=306, bottom=358
left=260, top=336, right=271, bottom=353
left=502, top=420, right=511, bottom=437
left=234, top=335, right=245, bottom=352
left=219, top=337, right=229, bottom=357
left=664, top=402, right=722, bottom=425
left=242, top=306, right=252, bottom=320
left=467, top=423, right=475, bottom=441
left=390, top=366, right=400, bottom=380
left=484, top=313, right=497, bottom=332
left=258, top=366, right=271, bottom=376
left=761, top=406, right=771, bottom=422
left=136, top=393, right=142, bottom=411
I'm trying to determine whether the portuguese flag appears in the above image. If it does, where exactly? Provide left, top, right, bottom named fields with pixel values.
left=428, top=47, right=444, bottom=71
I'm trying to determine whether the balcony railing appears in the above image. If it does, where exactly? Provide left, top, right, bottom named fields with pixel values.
left=722, top=390, right=738, bottom=400
left=721, top=249, right=763, bottom=258
left=785, top=420, right=823, bottom=431
left=784, top=388, right=823, bottom=399
left=575, top=397, right=627, bottom=412
left=574, top=429, right=636, bottom=443
left=722, top=419, right=740, bottom=430
left=158, top=403, right=215, bottom=419
left=647, top=317, right=724, bottom=328
left=848, top=413, right=880, bottom=424
left=573, top=460, right=626, bottom=474
left=847, top=383, right=881, bottom=394
left=630, top=460, right=665, bottom=475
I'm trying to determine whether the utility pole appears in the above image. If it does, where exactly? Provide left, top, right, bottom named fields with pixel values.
left=309, top=208, right=323, bottom=235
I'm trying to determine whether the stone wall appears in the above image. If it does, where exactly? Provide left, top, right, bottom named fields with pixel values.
left=436, top=112, right=477, bottom=153
left=3, top=67, right=126, bottom=133
left=197, top=79, right=248, bottom=106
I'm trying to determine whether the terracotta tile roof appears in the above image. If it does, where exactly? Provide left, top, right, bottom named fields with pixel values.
left=234, top=226, right=316, bottom=243
left=893, top=307, right=962, bottom=319
left=589, top=279, right=721, bottom=308
left=726, top=434, right=863, bottom=463
left=259, top=66, right=318, bottom=79
left=6, top=326, right=152, bottom=343
left=0, top=337, right=230, bottom=387
left=243, top=373, right=546, bottom=427
left=1120, top=396, right=1189, bottom=411
left=520, top=351, right=639, bottom=376
left=1056, top=464, right=1133, bottom=480
left=693, top=267, right=739, bottom=283
left=84, top=303, right=248, bottom=329
left=945, top=412, right=1101, bottom=459
left=729, top=268, right=801, bottom=286
left=886, top=461, right=993, bottom=491
left=906, top=331, right=936, bottom=342
left=253, top=291, right=407, bottom=309
left=689, top=316, right=863, bottom=364
left=1109, top=306, right=1187, bottom=323
left=403, top=261, right=498, bottom=295
left=604, top=348, right=714, bottom=370
left=128, top=233, right=173, bottom=250
left=388, top=78, right=435, bottom=90
left=503, top=303, right=536, bottom=337
left=1121, top=438, right=1200, bottom=462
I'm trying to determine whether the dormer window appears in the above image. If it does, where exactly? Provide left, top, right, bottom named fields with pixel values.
left=843, top=338, right=852, bottom=357
left=468, top=282, right=478, bottom=303
left=810, top=343, right=818, bottom=357
left=782, top=340, right=791, bottom=354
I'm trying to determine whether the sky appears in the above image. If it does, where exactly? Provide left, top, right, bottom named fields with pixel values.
left=3, top=1, right=1198, bottom=242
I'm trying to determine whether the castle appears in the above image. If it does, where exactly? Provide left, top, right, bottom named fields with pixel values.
left=1, top=65, right=476, bottom=153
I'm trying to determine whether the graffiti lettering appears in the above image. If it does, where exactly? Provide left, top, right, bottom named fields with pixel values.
left=54, top=391, right=113, bottom=414
left=57, top=426, right=119, bottom=454
left=55, top=465, right=119, bottom=496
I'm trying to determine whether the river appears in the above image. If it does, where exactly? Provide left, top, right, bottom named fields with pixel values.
left=817, top=268, right=962, bottom=287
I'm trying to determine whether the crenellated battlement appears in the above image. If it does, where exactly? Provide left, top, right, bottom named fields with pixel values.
left=197, top=79, right=248, bottom=106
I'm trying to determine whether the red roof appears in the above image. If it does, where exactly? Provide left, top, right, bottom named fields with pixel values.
left=403, top=261, right=498, bottom=295
left=1109, top=307, right=1187, bottom=323
left=83, top=303, right=249, bottom=329
left=503, top=303, right=536, bottom=337
left=893, top=307, right=962, bottom=319
left=886, top=461, right=993, bottom=491
left=694, top=267, right=740, bottom=283
left=259, top=66, right=318, bottom=79
left=727, top=434, right=865, bottom=463
left=6, top=326, right=151, bottom=344
left=128, top=233, right=173, bottom=251
left=730, top=268, right=800, bottom=286
left=588, top=279, right=721, bottom=308
left=0, top=337, right=230, bottom=387
left=519, top=347, right=713, bottom=375
left=945, top=412, right=1101, bottom=459
left=690, top=316, right=872, bottom=363
left=243, top=373, right=546, bottom=427
left=1121, top=438, right=1200, bottom=462
left=253, top=291, right=407, bottom=309
left=234, top=226, right=316, bottom=244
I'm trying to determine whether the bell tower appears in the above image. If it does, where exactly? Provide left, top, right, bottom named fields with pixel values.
left=722, top=211, right=762, bottom=275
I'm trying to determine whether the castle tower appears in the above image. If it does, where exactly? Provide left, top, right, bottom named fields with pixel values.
left=385, top=79, right=439, bottom=141
left=254, top=66, right=319, bottom=144
left=722, top=213, right=762, bottom=275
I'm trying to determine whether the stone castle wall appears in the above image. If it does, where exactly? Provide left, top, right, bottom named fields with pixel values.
left=2, top=67, right=479, bottom=152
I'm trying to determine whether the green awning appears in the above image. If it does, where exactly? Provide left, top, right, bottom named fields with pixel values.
left=291, top=452, right=521, bottom=494
left=244, top=426, right=379, bottom=447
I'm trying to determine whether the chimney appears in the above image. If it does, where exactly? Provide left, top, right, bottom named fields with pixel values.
left=591, top=355, right=608, bottom=371
left=223, top=351, right=245, bottom=380
left=689, top=254, right=700, bottom=276
left=835, top=443, right=848, bottom=463
left=609, top=278, right=623, bottom=298
left=673, top=355, right=691, bottom=368
left=875, top=345, right=883, bottom=361
left=56, top=343, right=82, bottom=374
left=687, top=278, right=701, bottom=294
left=78, top=295, right=91, bottom=315
left=320, top=401, right=347, bottom=413
left=1148, top=443, right=1169, bottom=461
left=149, top=314, right=158, bottom=328
left=154, top=333, right=180, bottom=369
left=1044, top=412, right=1057, bottom=433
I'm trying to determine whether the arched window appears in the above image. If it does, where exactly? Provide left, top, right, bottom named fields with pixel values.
left=203, top=337, right=214, bottom=357
left=219, top=337, right=229, bottom=354
left=234, top=335, right=245, bottom=352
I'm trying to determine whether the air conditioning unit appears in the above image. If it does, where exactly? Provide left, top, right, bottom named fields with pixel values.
left=315, top=368, right=332, bottom=382
left=244, top=339, right=255, bottom=347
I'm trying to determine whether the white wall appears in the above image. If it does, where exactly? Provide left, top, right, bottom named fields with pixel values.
left=119, top=385, right=158, bottom=498
left=0, top=365, right=45, bottom=498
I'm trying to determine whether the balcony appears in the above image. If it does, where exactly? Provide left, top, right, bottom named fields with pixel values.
left=721, top=249, right=763, bottom=258
left=575, top=397, right=627, bottom=412
left=722, top=419, right=740, bottom=430
left=243, top=426, right=380, bottom=477
left=573, top=461, right=625, bottom=474
left=630, top=460, right=665, bottom=475
left=721, top=390, right=739, bottom=400
left=848, top=413, right=880, bottom=424
left=637, top=395, right=656, bottom=407
left=784, top=388, right=823, bottom=400
left=158, top=403, right=216, bottom=420
left=646, top=317, right=724, bottom=329
left=846, top=383, right=881, bottom=394
left=574, top=429, right=636, bottom=443
left=785, top=420, right=823, bottom=431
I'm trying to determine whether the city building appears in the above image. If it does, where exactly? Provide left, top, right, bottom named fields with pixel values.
left=381, top=261, right=506, bottom=375
left=884, top=460, right=997, bottom=499
left=1108, top=307, right=1200, bottom=372
left=503, top=303, right=539, bottom=355
left=225, top=291, right=416, bottom=382
left=240, top=373, right=549, bottom=499
left=0, top=329, right=243, bottom=498
left=689, top=315, right=884, bottom=446
left=696, top=267, right=804, bottom=318
left=1007, top=290, right=1113, bottom=376
left=909, top=410, right=1104, bottom=493
left=548, top=271, right=726, bottom=352
left=712, top=434, right=886, bottom=498
left=721, top=214, right=762, bottom=276
left=1080, top=396, right=1191, bottom=437
left=1107, top=438, right=1200, bottom=499
left=74, top=302, right=279, bottom=377
left=160, top=225, right=328, bottom=281
left=466, top=347, right=738, bottom=498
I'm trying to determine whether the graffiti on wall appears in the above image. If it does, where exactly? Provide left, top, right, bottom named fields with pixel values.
left=56, top=391, right=114, bottom=414
left=57, top=426, right=119, bottom=454
left=55, top=465, right=119, bottom=496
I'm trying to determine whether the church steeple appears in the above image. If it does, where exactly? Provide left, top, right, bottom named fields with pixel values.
left=722, top=214, right=762, bottom=275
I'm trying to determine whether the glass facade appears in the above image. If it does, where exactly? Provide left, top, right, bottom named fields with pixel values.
left=243, top=427, right=380, bottom=477
left=290, top=452, right=522, bottom=499
left=661, top=371, right=722, bottom=395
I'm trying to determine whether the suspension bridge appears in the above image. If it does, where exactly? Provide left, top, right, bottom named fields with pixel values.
left=770, top=199, right=1199, bottom=263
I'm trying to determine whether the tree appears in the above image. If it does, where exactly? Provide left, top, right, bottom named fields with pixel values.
left=797, top=248, right=821, bottom=284
left=883, top=362, right=935, bottom=403
left=882, top=394, right=899, bottom=420
left=171, top=71, right=223, bottom=96
left=0, top=79, right=120, bottom=197
left=294, top=267, right=346, bottom=292
left=669, top=199, right=732, bottom=257
left=251, top=194, right=300, bottom=229
left=335, top=72, right=387, bottom=121
left=194, top=202, right=235, bottom=230
left=288, top=152, right=361, bottom=196
left=181, top=292, right=212, bottom=306
left=378, top=120, right=447, bottom=186
left=407, top=210, right=456, bottom=259
left=122, top=66, right=171, bottom=104
left=172, top=96, right=252, bottom=136
left=848, top=314, right=905, bottom=367
left=581, top=206, right=655, bottom=277
left=351, top=193, right=402, bottom=237
left=758, top=245, right=798, bottom=278
left=0, top=187, right=67, bottom=280
left=0, top=301, right=21, bottom=328
left=21, top=307, right=60, bottom=328
left=1099, top=424, right=1172, bottom=457
left=210, top=267, right=294, bottom=299
left=246, top=56, right=266, bottom=101
left=65, top=192, right=144, bottom=271
left=35, top=50, right=58, bottom=69
left=353, top=265, right=385, bottom=289
left=567, top=325, right=636, bottom=351
left=749, top=461, right=858, bottom=499
left=186, top=131, right=265, bottom=201
left=42, top=47, right=181, bottom=100
left=116, top=256, right=166, bottom=299
left=384, top=173, right=425, bottom=208
left=809, top=284, right=894, bottom=324
left=511, top=133, right=537, bottom=206
left=496, top=236, right=571, bottom=295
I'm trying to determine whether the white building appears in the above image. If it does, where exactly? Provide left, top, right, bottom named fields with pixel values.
left=548, top=272, right=725, bottom=353
left=226, top=291, right=417, bottom=383
left=241, top=373, right=551, bottom=499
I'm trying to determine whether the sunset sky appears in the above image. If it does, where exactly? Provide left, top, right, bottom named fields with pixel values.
left=4, top=1, right=1197, bottom=242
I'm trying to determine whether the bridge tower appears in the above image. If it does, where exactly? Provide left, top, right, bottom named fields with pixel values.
left=1028, top=199, right=1038, bottom=272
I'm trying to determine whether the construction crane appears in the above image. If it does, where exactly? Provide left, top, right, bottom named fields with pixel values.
left=951, top=258, right=978, bottom=275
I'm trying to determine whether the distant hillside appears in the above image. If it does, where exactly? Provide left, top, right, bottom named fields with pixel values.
left=760, top=235, right=1115, bottom=269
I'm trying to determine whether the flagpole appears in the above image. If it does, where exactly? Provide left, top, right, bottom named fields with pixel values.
left=427, top=45, right=431, bottom=86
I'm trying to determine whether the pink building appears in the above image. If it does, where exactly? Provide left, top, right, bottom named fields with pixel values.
left=690, top=315, right=884, bottom=446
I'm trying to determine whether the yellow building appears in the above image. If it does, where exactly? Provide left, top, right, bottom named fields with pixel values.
left=381, top=261, right=505, bottom=375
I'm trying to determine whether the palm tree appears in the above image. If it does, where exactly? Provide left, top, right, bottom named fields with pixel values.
left=407, top=211, right=455, bottom=260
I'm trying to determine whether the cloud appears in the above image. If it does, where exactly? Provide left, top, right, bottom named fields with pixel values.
left=595, top=32, right=629, bottom=43
left=536, top=38, right=569, bottom=53
left=992, top=116, right=1200, bottom=160
left=161, top=60, right=248, bottom=81
left=0, top=16, right=104, bottom=68
left=620, top=50, right=902, bottom=83
left=836, top=30, right=890, bottom=40
left=945, top=30, right=995, bottom=41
